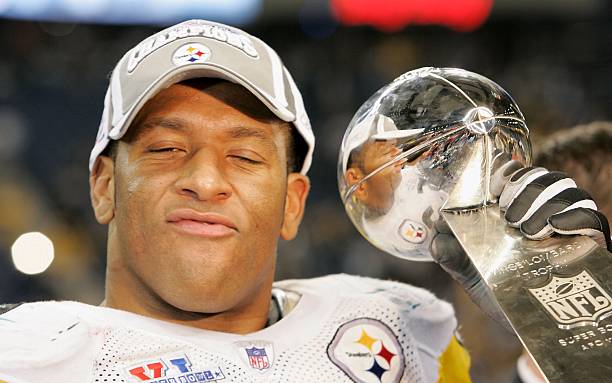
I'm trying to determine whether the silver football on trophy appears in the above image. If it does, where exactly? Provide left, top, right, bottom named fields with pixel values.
left=338, top=67, right=531, bottom=261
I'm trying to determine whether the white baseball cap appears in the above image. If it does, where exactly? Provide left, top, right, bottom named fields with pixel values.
left=340, top=113, right=423, bottom=172
left=90, top=19, right=315, bottom=174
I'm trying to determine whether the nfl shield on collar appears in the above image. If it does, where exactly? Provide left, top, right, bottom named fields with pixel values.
left=89, top=19, right=315, bottom=174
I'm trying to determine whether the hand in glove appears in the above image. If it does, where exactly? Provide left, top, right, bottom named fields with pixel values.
left=499, top=166, right=611, bottom=251
left=431, top=160, right=611, bottom=330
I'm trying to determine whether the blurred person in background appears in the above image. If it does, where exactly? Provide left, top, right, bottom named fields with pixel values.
left=534, top=121, right=612, bottom=219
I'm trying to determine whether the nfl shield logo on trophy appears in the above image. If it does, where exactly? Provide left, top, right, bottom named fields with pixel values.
left=234, top=340, right=275, bottom=373
left=529, top=270, right=612, bottom=330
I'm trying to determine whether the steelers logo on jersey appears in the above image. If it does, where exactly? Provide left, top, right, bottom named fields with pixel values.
left=327, top=318, right=404, bottom=383
left=398, top=219, right=426, bottom=244
left=172, top=43, right=212, bottom=66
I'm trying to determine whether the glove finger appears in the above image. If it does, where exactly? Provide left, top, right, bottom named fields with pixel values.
left=505, top=172, right=577, bottom=227
left=490, top=158, right=524, bottom=198
left=430, top=232, right=478, bottom=287
left=519, top=188, right=596, bottom=239
left=549, top=207, right=612, bottom=252
left=433, top=217, right=453, bottom=235
left=499, top=167, right=548, bottom=210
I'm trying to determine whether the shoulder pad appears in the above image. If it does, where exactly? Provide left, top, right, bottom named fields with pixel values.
left=0, top=302, right=91, bottom=369
left=275, top=274, right=457, bottom=356
left=275, top=273, right=443, bottom=303
left=0, top=304, right=21, bottom=315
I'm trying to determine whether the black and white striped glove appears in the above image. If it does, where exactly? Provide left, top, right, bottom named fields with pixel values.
left=431, top=159, right=611, bottom=332
left=500, top=166, right=611, bottom=252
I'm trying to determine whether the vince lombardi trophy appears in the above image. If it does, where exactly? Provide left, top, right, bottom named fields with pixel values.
left=338, top=67, right=612, bottom=382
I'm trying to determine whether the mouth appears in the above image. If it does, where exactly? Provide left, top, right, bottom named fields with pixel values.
left=166, top=209, right=238, bottom=238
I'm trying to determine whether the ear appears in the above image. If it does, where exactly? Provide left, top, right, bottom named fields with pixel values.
left=346, top=167, right=368, bottom=200
left=280, top=173, right=310, bottom=240
left=89, top=156, right=116, bottom=224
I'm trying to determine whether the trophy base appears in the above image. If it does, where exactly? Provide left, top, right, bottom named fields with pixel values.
left=442, top=206, right=612, bottom=383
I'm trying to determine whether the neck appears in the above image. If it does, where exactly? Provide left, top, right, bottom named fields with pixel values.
left=103, top=271, right=273, bottom=334
left=100, top=288, right=271, bottom=334
left=103, top=247, right=274, bottom=334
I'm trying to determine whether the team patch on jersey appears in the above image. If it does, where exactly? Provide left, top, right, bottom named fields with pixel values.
left=398, top=219, right=426, bottom=244
left=327, top=318, right=404, bottom=383
left=172, top=43, right=212, bottom=67
left=233, top=340, right=274, bottom=372
left=125, top=354, right=225, bottom=383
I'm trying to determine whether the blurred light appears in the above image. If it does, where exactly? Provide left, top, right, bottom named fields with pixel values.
left=330, top=0, right=493, bottom=32
left=0, top=0, right=262, bottom=25
left=11, top=232, right=55, bottom=275
left=62, top=0, right=108, bottom=18
left=0, top=0, right=10, bottom=13
left=10, top=0, right=51, bottom=15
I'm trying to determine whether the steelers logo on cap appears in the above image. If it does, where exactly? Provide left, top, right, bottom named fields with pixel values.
left=398, top=219, right=427, bottom=244
left=172, top=43, right=212, bottom=66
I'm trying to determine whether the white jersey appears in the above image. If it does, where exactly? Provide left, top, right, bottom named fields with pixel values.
left=0, top=274, right=465, bottom=383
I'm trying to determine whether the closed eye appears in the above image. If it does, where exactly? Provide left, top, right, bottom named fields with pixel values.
left=149, top=147, right=182, bottom=153
left=230, top=155, right=262, bottom=165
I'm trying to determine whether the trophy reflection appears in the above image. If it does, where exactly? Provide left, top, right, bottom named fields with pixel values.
left=343, top=114, right=445, bottom=260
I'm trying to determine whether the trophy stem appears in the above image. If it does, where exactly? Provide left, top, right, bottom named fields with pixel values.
left=442, top=207, right=612, bottom=383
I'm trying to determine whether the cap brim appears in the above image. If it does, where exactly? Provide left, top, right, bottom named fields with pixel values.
left=372, top=128, right=424, bottom=141
left=110, top=63, right=296, bottom=141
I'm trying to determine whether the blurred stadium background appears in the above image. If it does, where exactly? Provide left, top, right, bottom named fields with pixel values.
left=1, top=0, right=611, bottom=381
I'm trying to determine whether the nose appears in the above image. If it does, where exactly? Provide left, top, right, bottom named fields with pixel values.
left=174, top=150, right=232, bottom=202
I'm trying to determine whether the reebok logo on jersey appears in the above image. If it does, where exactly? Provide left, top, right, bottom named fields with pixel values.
left=125, top=354, right=225, bottom=383
left=327, top=318, right=404, bottom=383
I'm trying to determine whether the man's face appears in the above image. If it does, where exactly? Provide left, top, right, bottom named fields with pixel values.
left=90, top=81, right=309, bottom=317
left=347, top=140, right=403, bottom=214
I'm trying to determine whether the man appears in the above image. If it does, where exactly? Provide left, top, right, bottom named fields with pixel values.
left=0, top=20, right=609, bottom=383
left=343, top=114, right=444, bottom=260
left=0, top=20, right=469, bottom=383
